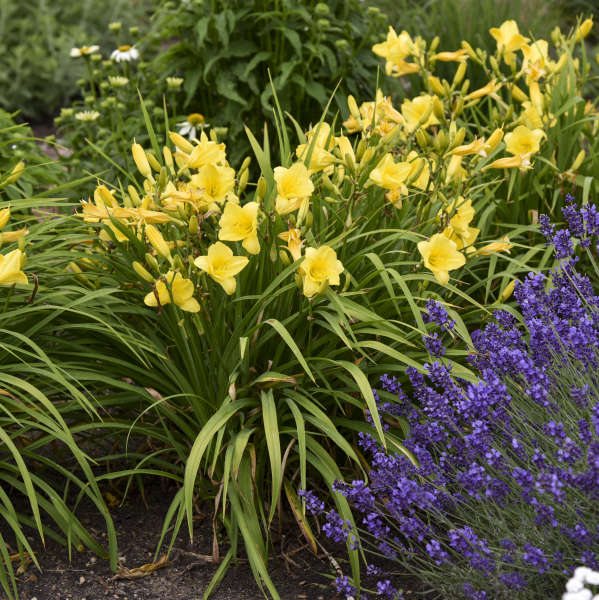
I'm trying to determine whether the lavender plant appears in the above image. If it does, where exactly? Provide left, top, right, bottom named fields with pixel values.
left=304, top=196, right=599, bottom=599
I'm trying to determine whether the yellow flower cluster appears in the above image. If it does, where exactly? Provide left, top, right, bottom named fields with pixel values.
left=80, top=125, right=346, bottom=311
left=358, top=18, right=593, bottom=284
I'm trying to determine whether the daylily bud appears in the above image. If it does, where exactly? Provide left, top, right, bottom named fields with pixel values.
left=168, top=131, right=194, bottom=153
left=173, top=254, right=185, bottom=271
left=269, top=241, right=278, bottom=262
left=333, top=165, right=345, bottom=186
left=189, top=214, right=198, bottom=235
left=348, top=94, right=361, bottom=123
left=499, top=279, right=516, bottom=303
left=453, top=61, right=467, bottom=86
left=460, top=80, right=470, bottom=96
left=305, top=211, right=313, bottom=227
left=450, top=127, right=466, bottom=149
left=158, top=167, right=168, bottom=191
left=485, top=128, right=504, bottom=153
left=433, top=130, right=448, bottom=154
left=146, top=224, right=171, bottom=260
left=432, top=97, right=445, bottom=121
left=279, top=250, right=291, bottom=265
left=380, top=124, right=402, bottom=146
left=570, top=149, right=586, bottom=172
left=19, top=252, right=26, bottom=268
left=429, top=36, right=440, bottom=53
left=416, top=129, right=430, bottom=149
left=575, top=18, right=593, bottom=41
left=257, top=176, right=267, bottom=201
left=489, top=56, right=500, bottom=76
left=0, top=208, right=9, bottom=230
left=239, top=156, right=252, bottom=173
left=453, top=97, right=464, bottom=116
left=147, top=152, right=162, bottom=172
left=359, top=146, right=376, bottom=168
left=128, top=185, right=142, bottom=206
left=133, top=261, right=155, bottom=283
left=510, top=84, right=528, bottom=103
left=18, top=235, right=26, bottom=252
left=145, top=252, right=160, bottom=273
left=5, top=161, right=25, bottom=184
left=163, top=146, right=174, bottom=174
left=460, top=40, right=477, bottom=60
left=428, top=75, right=445, bottom=96
left=356, top=138, right=367, bottom=160
left=237, top=168, right=249, bottom=194
left=132, top=141, right=154, bottom=181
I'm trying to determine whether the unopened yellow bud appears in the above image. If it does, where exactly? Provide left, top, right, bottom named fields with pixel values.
left=239, top=156, right=251, bottom=173
left=429, top=36, right=440, bottom=53
left=450, top=127, right=466, bottom=149
left=172, top=254, right=185, bottom=271
left=163, top=146, right=174, bottom=174
left=433, top=96, right=445, bottom=121
left=453, top=97, right=464, bottom=116
left=499, top=280, right=516, bottom=303
left=570, top=149, right=586, bottom=172
left=433, top=130, right=448, bottom=154
left=428, top=75, right=445, bottom=96
left=356, top=138, right=368, bottom=160
left=18, top=235, right=26, bottom=252
left=576, top=18, right=593, bottom=42
left=147, top=152, right=162, bottom=172
left=145, top=252, right=159, bottom=273
left=168, top=131, right=194, bottom=153
left=460, top=40, right=477, bottom=60
left=485, top=128, right=504, bottom=153
left=257, top=176, right=267, bottom=201
left=489, top=56, right=500, bottom=75
left=279, top=249, right=291, bottom=265
left=416, top=129, right=430, bottom=149
left=348, top=94, right=361, bottom=122
left=0, top=208, right=10, bottom=230
left=132, top=141, right=154, bottom=181
left=133, top=261, right=155, bottom=283
left=5, top=161, right=25, bottom=184
left=460, top=80, right=470, bottom=96
left=145, top=224, right=171, bottom=259
left=380, top=124, right=402, bottom=146
left=359, top=146, right=376, bottom=168
left=189, top=214, right=198, bottom=235
left=453, top=62, right=467, bottom=86
left=128, top=185, right=142, bottom=206
left=238, top=169, right=249, bottom=194
left=510, top=84, right=528, bottom=103
left=333, top=165, right=345, bottom=186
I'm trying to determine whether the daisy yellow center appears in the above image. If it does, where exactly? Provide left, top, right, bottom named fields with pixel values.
left=118, top=45, right=132, bottom=52
left=188, top=113, right=205, bottom=125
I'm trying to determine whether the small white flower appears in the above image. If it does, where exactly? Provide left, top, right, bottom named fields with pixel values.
left=108, top=76, right=129, bottom=88
left=74, top=111, right=100, bottom=122
left=176, top=113, right=209, bottom=141
left=110, top=45, right=139, bottom=62
left=576, top=568, right=593, bottom=581
left=568, top=579, right=587, bottom=593
left=587, top=572, right=599, bottom=586
left=563, top=591, right=592, bottom=600
left=70, top=45, right=100, bottom=58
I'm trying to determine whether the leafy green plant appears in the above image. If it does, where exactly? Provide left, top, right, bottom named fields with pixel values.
left=0, top=0, right=156, bottom=120
left=149, top=0, right=395, bottom=165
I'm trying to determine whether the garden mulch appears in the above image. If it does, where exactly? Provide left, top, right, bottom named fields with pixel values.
left=8, top=488, right=338, bottom=600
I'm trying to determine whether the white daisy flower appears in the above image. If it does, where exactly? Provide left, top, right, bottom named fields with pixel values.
left=108, top=76, right=129, bottom=88
left=70, top=45, right=100, bottom=58
left=176, top=113, right=209, bottom=141
left=75, top=111, right=100, bottom=122
left=110, top=45, right=139, bottom=62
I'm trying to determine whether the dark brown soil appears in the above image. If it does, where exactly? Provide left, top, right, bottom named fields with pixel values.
left=9, top=489, right=338, bottom=600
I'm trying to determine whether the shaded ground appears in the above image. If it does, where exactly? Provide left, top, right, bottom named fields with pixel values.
left=11, top=489, right=337, bottom=600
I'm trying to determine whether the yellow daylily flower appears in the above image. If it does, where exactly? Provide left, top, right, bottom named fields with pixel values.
left=274, top=162, right=314, bottom=216
left=144, top=270, right=200, bottom=313
left=369, top=154, right=411, bottom=190
left=476, top=236, right=513, bottom=255
left=194, top=241, right=249, bottom=295
left=520, top=102, right=544, bottom=129
left=489, top=20, right=529, bottom=63
left=464, top=79, right=502, bottom=101
left=161, top=181, right=221, bottom=213
left=190, top=164, right=236, bottom=206
left=181, top=131, right=226, bottom=169
left=278, top=228, right=303, bottom=261
left=218, top=201, right=260, bottom=255
left=417, top=233, right=466, bottom=285
left=446, top=197, right=475, bottom=236
left=372, top=27, right=418, bottom=77
left=299, top=245, right=344, bottom=298
left=443, top=224, right=480, bottom=254
left=402, top=95, right=440, bottom=132
left=504, top=125, right=545, bottom=157
left=0, top=249, right=27, bottom=286
left=296, top=123, right=336, bottom=172
left=521, top=40, right=553, bottom=83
